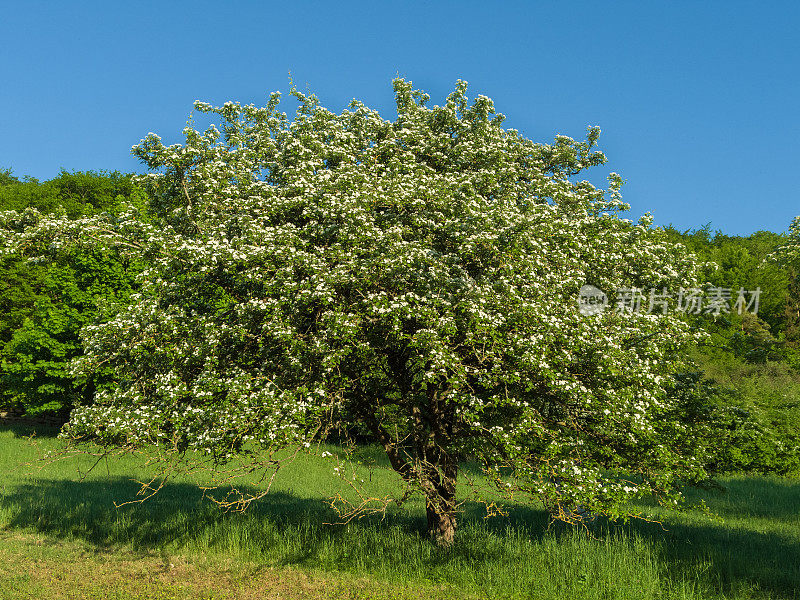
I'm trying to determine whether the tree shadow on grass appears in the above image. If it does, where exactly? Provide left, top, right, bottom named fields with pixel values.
left=466, top=490, right=800, bottom=598
left=0, top=423, right=62, bottom=439
left=0, top=477, right=334, bottom=550
left=684, top=476, right=800, bottom=521
left=1, top=476, right=799, bottom=598
left=619, top=515, right=800, bottom=598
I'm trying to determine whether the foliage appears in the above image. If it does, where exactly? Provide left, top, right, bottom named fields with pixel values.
left=772, top=216, right=800, bottom=350
left=691, top=349, right=800, bottom=476
left=655, top=223, right=800, bottom=476
left=5, top=80, right=717, bottom=545
left=0, top=168, right=138, bottom=217
left=772, top=216, right=800, bottom=265
left=660, top=224, right=793, bottom=363
left=0, top=167, right=20, bottom=187
left=668, top=363, right=800, bottom=476
left=0, top=170, right=145, bottom=416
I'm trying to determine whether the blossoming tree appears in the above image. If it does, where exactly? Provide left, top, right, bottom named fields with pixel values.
left=3, top=79, right=711, bottom=545
left=774, top=217, right=800, bottom=264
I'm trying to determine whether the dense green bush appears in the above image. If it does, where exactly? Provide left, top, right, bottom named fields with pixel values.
left=673, top=352, right=800, bottom=477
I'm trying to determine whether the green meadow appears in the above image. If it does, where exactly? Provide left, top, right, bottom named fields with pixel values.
left=1, top=424, right=798, bottom=600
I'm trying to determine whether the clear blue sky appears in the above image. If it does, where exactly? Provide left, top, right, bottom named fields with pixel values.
left=2, top=0, right=798, bottom=235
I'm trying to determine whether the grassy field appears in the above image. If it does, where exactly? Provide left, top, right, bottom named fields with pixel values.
left=1, top=424, right=799, bottom=599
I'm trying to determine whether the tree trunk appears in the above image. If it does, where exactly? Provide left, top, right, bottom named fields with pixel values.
left=426, top=499, right=457, bottom=547
left=424, top=458, right=458, bottom=547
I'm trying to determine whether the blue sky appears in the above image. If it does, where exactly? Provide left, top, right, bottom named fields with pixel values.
left=1, top=0, right=797, bottom=235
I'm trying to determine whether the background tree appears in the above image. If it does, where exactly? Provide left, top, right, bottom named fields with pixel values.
left=0, top=170, right=145, bottom=416
left=773, top=217, right=800, bottom=348
left=655, top=221, right=800, bottom=477
left=7, top=81, right=715, bottom=545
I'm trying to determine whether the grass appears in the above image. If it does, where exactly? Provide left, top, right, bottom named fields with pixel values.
left=1, top=424, right=799, bottom=599
left=0, top=531, right=453, bottom=600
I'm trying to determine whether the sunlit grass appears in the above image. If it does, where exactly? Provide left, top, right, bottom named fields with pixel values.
left=1, top=425, right=799, bottom=599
